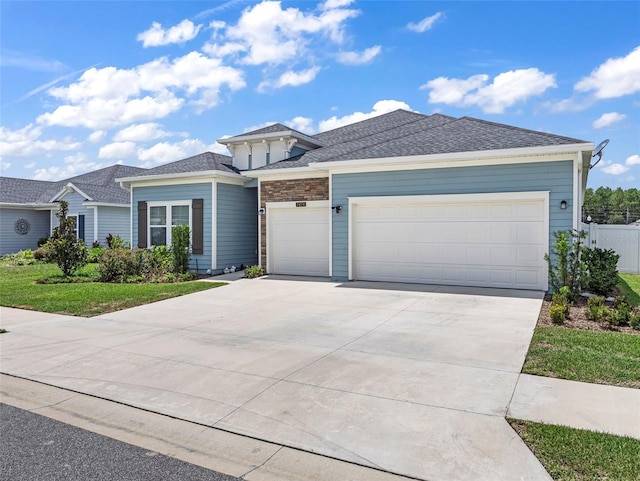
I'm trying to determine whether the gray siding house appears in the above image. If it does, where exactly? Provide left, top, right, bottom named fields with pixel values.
left=119, top=110, right=594, bottom=290
left=0, top=164, right=145, bottom=255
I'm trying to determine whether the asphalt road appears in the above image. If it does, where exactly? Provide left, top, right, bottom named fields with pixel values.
left=0, top=403, right=241, bottom=481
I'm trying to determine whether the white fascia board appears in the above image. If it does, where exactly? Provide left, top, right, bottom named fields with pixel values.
left=116, top=170, right=245, bottom=185
left=50, top=182, right=93, bottom=202
left=218, top=131, right=323, bottom=148
left=243, top=167, right=327, bottom=179
left=0, top=202, right=55, bottom=209
left=349, top=191, right=550, bottom=206
left=310, top=143, right=595, bottom=172
left=83, top=202, right=129, bottom=208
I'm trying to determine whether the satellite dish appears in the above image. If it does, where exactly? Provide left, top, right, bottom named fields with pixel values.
left=589, top=139, right=609, bottom=169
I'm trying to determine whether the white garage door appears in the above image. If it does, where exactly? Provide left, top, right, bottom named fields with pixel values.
left=269, top=205, right=330, bottom=276
left=351, top=193, right=548, bottom=290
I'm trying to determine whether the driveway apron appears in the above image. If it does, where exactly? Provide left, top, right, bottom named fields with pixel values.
left=0, top=277, right=549, bottom=481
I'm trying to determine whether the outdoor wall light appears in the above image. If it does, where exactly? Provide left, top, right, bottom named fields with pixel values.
left=332, top=205, right=343, bottom=214
left=560, top=200, right=567, bottom=210
left=258, top=208, right=266, bottom=215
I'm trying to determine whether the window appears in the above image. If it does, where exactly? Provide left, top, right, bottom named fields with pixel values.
left=148, top=202, right=191, bottom=247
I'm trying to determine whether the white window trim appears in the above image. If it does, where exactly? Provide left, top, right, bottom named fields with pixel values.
left=147, top=200, right=192, bottom=248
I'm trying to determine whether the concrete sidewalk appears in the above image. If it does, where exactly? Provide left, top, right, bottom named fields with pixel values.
left=1, top=278, right=638, bottom=481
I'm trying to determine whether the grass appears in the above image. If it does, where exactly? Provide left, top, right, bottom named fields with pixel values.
left=618, top=273, right=640, bottom=307
left=522, top=327, right=640, bottom=388
left=0, top=261, right=225, bottom=317
left=509, top=420, right=640, bottom=481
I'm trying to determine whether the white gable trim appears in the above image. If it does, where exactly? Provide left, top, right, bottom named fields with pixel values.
left=50, top=182, right=93, bottom=202
left=116, top=170, right=246, bottom=186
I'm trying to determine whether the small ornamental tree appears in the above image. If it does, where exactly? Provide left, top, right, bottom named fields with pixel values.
left=48, top=200, right=88, bottom=276
left=171, top=225, right=191, bottom=275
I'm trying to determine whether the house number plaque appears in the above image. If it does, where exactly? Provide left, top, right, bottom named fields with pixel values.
left=296, top=202, right=307, bottom=207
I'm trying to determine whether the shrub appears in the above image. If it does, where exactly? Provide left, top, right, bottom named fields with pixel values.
left=544, top=230, right=587, bottom=296
left=106, top=234, right=129, bottom=249
left=582, top=247, right=620, bottom=297
left=48, top=200, right=88, bottom=276
left=33, top=247, right=49, bottom=261
left=630, top=309, right=640, bottom=330
left=171, top=225, right=191, bottom=275
left=586, top=296, right=606, bottom=320
left=244, top=265, right=265, bottom=279
left=549, top=304, right=567, bottom=324
left=37, top=237, right=49, bottom=247
left=610, top=300, right=631, bottom=327
left=87, top=246, right=105, bottom=263
left=146, top=245, right=172, bottom=278
left=97, top=248, right=145, bottom=282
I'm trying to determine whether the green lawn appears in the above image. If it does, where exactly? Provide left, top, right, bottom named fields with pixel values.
left=509, top=420, right=640, bottom=481
left=522, top=327, right=640, bottom=388
left=619, top=273, right=640, bottom=307
left=0, top=262, right=225, bottom=317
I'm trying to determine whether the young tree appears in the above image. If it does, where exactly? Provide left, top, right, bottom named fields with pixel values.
left=48, top=200, right=88, bottom=276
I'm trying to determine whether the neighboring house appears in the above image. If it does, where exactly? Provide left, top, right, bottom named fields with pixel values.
left=0, top=164, right=145, bottom=256
left=116, top=152, right=258, bottom=274
left=119, top=109, right=594, bottom=290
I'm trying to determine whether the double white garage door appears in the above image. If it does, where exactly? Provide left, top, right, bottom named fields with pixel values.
left=268, top=193, right=548, bottom=290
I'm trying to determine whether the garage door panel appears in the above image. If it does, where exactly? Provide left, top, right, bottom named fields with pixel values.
left=352, top=196, right=546, bottom=290
left=270, top=207, right=329, bottom=277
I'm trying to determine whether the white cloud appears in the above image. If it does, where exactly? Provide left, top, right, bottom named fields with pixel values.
left=422, top=68, right=556, bottom=113
left=287, top=116, right=315, bottom=133
left=319, top=99, right=413, bottom=131
left=1, top=161, right=11, bottom=172
left=218, top=0, right=360, bottom=66
left=626, top=154, right=640, bottom=166
left=98, top=141, right=137, bottom=159
left=37, top=52, right=245, bottom=129
left=258, top=66, right=321, bottom=92
left=0, top=48, right=65, bottom=72
left=137, top=139, right=228, bottom=166
left=407, top=12, right=443, bottom=33
left=320, top=0, right=355, bottom=10
left=336, top=45, right=381, bottom=65
left=137, top=19, right=203, bottom=47
left=592, top=112, right=627, bottom=129
left=32, top=153, right=106, bottom=181
left=575, top=46, right=640, bottom=99
left=88, top=130, right=106, bottom=143
left=0, top=124, right=81, bottom=159
left=601, top=163, right=629, bottom=175
left=113, top=123, right=177, bottom=142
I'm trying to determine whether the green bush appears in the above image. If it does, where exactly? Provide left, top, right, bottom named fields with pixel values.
left=549, top=304, right=568, bottom=324
left=97, top=248, right=145, bottom=283
left=37, top=237, right=49, bottom=247
left=48, top=200, right=88, bottom=276
left=33, top=247, right=49, bottom=261
left=586, top=296, right=606, bottom=320
left=146, top=245, right=172, bottom=278
left=244, top=265, right=265, bottom=279
left=87, top=246, right=105, bottom=263
left=171, top=225, right=191, bottom=275
left=106, top=234, right=129, bottom=249
left=630, top=310, right=640, bottom=330
left=582, top=247, right=620, bottom=297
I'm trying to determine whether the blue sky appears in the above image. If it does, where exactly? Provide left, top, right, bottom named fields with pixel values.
left=1, top=0, right=638, bottom=187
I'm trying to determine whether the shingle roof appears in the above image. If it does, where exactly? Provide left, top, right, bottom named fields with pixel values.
left=125, top=151, right=239, bottom=177
left=255, top=110, right=589, bottom=171
left=0, top=164, right=146, bottom=205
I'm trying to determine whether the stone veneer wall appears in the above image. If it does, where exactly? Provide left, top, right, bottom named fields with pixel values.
left=260, top=178, right=329, bottom=268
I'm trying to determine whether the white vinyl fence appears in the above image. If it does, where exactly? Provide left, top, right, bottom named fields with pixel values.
left=582, top=223, right=640, bottom=274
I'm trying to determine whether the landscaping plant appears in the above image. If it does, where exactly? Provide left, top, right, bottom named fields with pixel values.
left=47, top=200, right=88, bottom=276
left=171, top=225, right=191, bottom=275
left=582, top=247, right=620, bottom=297
left=544, top=229, right=587, bottom=297
left=244, top=265, right=265, bottom=278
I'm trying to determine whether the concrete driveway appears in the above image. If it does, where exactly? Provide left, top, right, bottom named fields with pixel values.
left=0, top=276, right=549, bottom=481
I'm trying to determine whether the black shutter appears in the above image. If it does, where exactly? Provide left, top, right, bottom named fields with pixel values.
left=138, top=201, right=147, bottom=248
left=192, top=198, right=203, bottom=255
left=78, top=215, right=85, bottom=242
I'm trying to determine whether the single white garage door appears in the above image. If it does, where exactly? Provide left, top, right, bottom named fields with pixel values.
left=351, top=193, right=548, bottom=290
left=269, top=205, right=330, bottom=276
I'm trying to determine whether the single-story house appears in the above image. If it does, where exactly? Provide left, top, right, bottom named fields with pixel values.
left=0, top=164, right=145, bottom=255
left=119, top=109, right=594, bottom=291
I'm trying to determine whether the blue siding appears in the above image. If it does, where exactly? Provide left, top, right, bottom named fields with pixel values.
left=132, top=183, right=213, bottom=272
left=53, top=191, right=94, bottom=247
left=97, top=206, right=130, bottom=246
left=331, top=161, right=574, bottom=281
left=0, top=208, right=51, bottom=255
left=217, top=183, right=258, bottom=271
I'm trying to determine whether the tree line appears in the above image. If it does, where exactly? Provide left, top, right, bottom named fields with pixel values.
left=582, top=187, right=640, bottom=224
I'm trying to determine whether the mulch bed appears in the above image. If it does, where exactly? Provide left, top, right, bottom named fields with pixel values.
left=537, top=294, right=639, bottom=334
